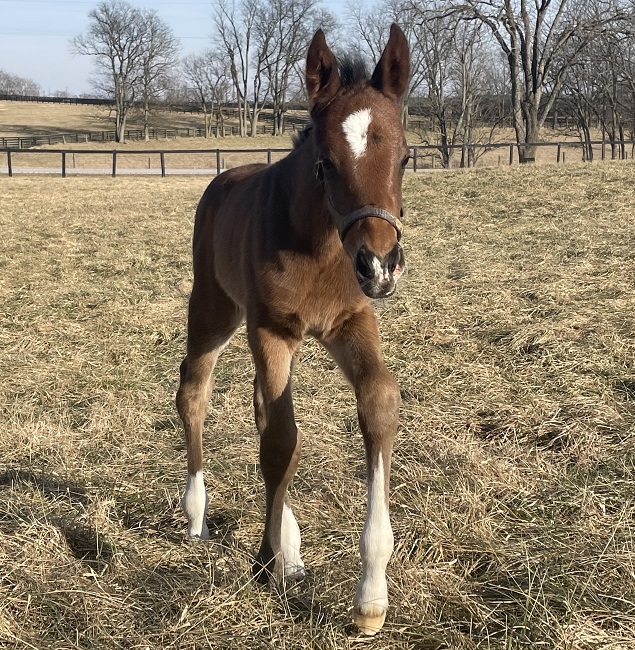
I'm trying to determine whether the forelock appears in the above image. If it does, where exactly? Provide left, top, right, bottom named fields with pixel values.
left=338, top=56, right=369, bottom=89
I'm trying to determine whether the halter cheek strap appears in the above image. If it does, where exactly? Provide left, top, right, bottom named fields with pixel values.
left=315, top=160, right=404, bottom=242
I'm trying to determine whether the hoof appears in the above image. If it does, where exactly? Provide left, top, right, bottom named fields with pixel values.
left=253, top=555, right=275, bottom=585
left=187, top=521, right=210, bottom=541
left=283, top=563, right=306, bottom=585
left=354, top=610, right=386, bottom=636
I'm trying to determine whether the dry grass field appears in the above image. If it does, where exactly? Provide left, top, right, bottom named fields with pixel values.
left=0, top=101, right=220, bottom=136
left=1, top=163, right=634, bottom=649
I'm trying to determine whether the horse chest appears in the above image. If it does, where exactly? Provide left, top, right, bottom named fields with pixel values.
left=258, top=257, right=365, bottom=336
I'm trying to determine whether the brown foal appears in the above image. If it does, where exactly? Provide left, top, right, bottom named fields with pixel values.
left=176, top=24, right=410, bottom=635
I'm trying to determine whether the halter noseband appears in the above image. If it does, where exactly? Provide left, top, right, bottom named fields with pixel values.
left=332, top=203, right=403, bottom=242
left=316, top=160, right=404, bottom=242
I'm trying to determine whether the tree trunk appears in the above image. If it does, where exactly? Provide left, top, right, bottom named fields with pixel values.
left=619, top=123, right=626, bottom=159
left=518, top=101, right=539, bottom=163
left=143, top=97, right=150, bottom=141
left=117, top=111, right=127, bottom=143
left=402, top=103, right=409, bottom=130
left=439, top=121, right=451, bottom=168
left=249, top=101, right=260, bottom=137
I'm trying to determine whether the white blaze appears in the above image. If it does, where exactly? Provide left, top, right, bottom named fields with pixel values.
left=342, top=108, right=373, bottom=159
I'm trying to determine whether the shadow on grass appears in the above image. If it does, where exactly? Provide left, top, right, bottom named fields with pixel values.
left=0, top=467, right=118, bottom=570
left=0, top=467, right=91, bottom=506
left=57, top=519, right=117, bottom=570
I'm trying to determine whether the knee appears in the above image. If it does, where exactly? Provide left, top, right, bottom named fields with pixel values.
left=176, top=380, right=203, bottom=422
left=357, top=374, right=400, bottom=431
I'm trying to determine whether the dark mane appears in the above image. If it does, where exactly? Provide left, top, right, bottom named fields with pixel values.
left=339, top=56, right=369, bottom=88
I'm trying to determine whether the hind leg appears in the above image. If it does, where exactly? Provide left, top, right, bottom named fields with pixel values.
left=177, top=281, right=243, bottom=540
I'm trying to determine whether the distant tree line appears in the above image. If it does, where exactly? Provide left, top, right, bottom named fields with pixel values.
left=0, top=69, right=41, bottom=96
left=68, top=0, right=635, bottom=164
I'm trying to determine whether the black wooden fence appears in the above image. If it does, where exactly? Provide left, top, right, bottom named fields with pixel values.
left=0, top=125, right=290, bottom=149
left=0, top=121, right=311, bottom=149
left=1, top=140, right=633, bottom=177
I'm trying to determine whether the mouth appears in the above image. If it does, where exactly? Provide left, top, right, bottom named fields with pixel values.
left=354, top=245, right=405, bottom=299
left=357, top=276, right=397, bottom=299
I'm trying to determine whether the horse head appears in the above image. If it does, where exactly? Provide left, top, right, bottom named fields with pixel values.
left=306, top=24, right=410, bottom=299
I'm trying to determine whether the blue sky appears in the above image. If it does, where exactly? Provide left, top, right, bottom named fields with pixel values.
left=0, top=0, right=352, bottom=96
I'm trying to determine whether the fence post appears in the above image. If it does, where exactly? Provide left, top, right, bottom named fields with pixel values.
left=602, top=138, right=606, bottom=160
left=215, top=149, right=220, bottom=175
left=413, top=147, right=418, bottom=172
left=160, top=151, right=166, bottom=177
left=62, top=151, right=66, bottom=177
left=509, top=144, right=514, bottom=165
left=267, top=149, right=271, bottom=164
left=112, top=151, right=117, bottom=177
left=557, top=143, right=561, bottom=164
left=7, top=150, right=12, bottom=177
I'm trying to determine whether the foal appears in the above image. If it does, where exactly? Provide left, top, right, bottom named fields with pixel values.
left=177, top=24, right=410, bottom=635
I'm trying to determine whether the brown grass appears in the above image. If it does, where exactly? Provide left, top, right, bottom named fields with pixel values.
left=0, top=101, right=238, bottom=137
left=0, top=164, right=634, bottom=649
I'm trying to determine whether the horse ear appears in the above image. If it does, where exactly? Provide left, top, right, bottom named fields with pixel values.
left=306, top=29, right=341, bottom=111
left=371, top=23, right=410, bottom=103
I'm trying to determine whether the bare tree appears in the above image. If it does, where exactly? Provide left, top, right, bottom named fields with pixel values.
left=215, top=0, right=271, bottom=136
left=559, top=4, right=635, bottom=160
left=72, top=0, right=179, bottom=142
left=451, top=20, right=487, bottom=166
left=183, top=51, right=231, bottom=137
left=346, top=0, right=426, bottom=126
left=137, top=10, right=179, bottom=141
left=453, top=0, right=621, bottom=162
left=262, top=0, right=323, bottom=135
left=0, top=69, right=41, bottom=95
left=346, top=1, right=388, bottom=63
left=393, top=2, right=486, bottom=167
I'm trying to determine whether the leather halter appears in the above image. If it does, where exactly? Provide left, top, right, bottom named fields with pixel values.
left=328, top=200, right=404, bottom=242
left=316, top=161, right=404, bottom=242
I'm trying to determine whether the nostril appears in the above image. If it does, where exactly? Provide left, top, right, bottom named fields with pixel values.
left=355, top=250, right=374, bottom=279
left=386, top=245, right=403, bottom=274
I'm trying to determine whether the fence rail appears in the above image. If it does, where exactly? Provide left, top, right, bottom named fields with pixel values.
left=0, top=121, right=311, bottom=149
left=1, top=140, right=633, bottom=177
left=0, top=124, right=299, bottom=149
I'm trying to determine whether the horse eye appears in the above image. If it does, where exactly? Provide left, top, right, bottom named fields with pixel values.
left=315, top=157, right=335, bottom=183
left=401, top=154, right=411, bottom=170
left=321, top=157, right=334, bottom=171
